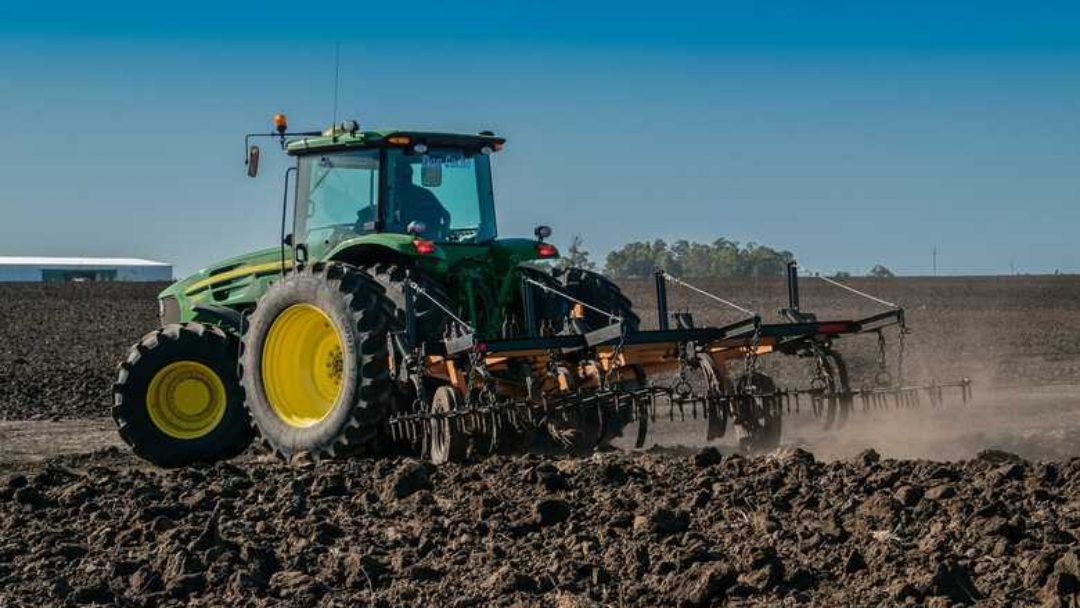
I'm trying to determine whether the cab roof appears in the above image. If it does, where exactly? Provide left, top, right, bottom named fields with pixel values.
left=285, top=129, right=505, bottom=155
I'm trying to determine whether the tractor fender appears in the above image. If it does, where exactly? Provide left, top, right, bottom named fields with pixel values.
left=192, top=303, right=245, bottom=334
left=324, top=235, right=448, bottom=269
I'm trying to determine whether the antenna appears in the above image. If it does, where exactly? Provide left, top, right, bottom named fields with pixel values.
left=331, top=41, right=341, bottom=142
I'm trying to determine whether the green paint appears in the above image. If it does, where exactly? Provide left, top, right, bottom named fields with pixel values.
left=159, top=127, right=557, bottom=340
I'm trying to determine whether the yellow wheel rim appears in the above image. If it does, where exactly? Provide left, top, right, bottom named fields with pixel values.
left=146, top=361, right=227, bottom=440
left=261, top=303, right=345, bottom=428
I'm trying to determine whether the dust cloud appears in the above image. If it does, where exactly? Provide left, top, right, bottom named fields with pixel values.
left=620, top=382, right=1080, bottom=461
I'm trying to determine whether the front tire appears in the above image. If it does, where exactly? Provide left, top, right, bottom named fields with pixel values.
left=240, top=263, right=394, bottom=460
left=113, top=322, right=252, bottom=468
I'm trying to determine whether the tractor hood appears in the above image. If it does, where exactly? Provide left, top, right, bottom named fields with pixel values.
left=158, top=247, right=292, bottom=321
left=163, top=247, right=290, bottom=300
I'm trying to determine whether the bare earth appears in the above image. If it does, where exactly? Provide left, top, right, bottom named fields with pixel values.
left=4, top=277, right=1080, bottom=606
left=5, top=383, right=1079, bottom=475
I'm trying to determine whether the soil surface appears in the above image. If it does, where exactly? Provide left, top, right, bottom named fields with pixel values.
left=4, top=448, right=1080, bottom=607
left=2, top=276, right=1080, bottom=606
left=0, top=282, right=164, bottom=421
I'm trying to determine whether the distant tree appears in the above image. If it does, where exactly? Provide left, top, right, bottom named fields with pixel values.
left=604, top=238, right=794, bottom=279
left=744, top=243, right=795, bottom=277
left=604, top=239, right=674, bottom=278
left=710, top=238, right=742, bottom=276
left=868, top=264, right=895, bottom=278
left=559, top=235, right=596, bottom=271
left=831, top=271, right=853, bottom=280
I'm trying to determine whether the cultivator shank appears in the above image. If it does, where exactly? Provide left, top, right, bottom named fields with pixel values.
left=390, top=263, right=973, bottom=461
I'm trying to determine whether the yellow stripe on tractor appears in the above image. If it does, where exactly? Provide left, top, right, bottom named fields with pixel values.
left=185, top=260, right=293, bottom=296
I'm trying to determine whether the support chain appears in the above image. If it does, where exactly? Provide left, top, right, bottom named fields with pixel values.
left=741, top=325, right=762, bottom=392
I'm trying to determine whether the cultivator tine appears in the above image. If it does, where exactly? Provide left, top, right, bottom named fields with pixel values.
left=488, top=412, right=499, bottom=454
left=635, top=400, right=649, bottom=448
left=706, top=397, right=726, bottom=441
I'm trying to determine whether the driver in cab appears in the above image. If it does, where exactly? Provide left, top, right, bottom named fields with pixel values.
left=392, top=162, right=450, bottom=240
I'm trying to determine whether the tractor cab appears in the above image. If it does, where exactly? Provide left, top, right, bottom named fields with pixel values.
left=266, top=121, right=508, bottom=263
left=291, top=141, right=497, bottom=261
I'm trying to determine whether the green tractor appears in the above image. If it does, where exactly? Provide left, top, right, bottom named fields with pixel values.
left=113, top=115, right=635, bottom=467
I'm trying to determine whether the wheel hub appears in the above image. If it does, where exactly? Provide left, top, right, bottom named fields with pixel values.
left=261, top=304, right=346, bottom=428
left=146, top=361, right=227, bottom=439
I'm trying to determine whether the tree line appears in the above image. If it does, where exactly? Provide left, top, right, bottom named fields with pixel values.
left=560, top=236, right=893, bottom=279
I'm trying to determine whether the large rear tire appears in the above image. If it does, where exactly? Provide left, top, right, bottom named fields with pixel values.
left=560, top=267, right=641, bottom=332
left=240, top=262, right=395, bottom=460
left=364, top=263, right=450, bottom=344
left=113, top=322, right=252, bottom=468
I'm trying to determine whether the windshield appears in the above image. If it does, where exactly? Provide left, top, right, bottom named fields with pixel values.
left=386, top=148, right=496, bottom=243
left=294, top=150, right=380, bottom=256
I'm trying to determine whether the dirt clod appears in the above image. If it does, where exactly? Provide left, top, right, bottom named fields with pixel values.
left=0, top=448, right=1073, bottom=604
left=535, top=497, right=572, bottom=526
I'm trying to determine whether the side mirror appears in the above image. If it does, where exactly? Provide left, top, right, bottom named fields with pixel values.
left=534, top=225, right=552, bottom=241
left=407, top=221, right=427, bottom=236
left=283, top=233, right=294, bottom=246
left=247, top=145, right=261, bottom=178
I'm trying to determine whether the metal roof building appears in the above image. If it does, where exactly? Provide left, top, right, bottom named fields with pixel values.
left=0, top=257, right=172, bottom=282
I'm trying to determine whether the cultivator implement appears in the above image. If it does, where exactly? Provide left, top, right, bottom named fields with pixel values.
left=114, top=119, right=975, bottom=469
left=390, top=263, right=973, bottom=461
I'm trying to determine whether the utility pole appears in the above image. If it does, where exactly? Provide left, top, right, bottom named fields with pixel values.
left=932, top=246, right=937, bottom=277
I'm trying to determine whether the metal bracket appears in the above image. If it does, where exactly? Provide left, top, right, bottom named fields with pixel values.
left=445, top=332, right=477, bottom=355
left=584, top=322, right=623, bottom=347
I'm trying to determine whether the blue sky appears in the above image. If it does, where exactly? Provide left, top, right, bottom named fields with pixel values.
left=1, top=1, right=1077, bottom=277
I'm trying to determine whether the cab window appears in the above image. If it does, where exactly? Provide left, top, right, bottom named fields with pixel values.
left=294, top=150, right=380, bottom=254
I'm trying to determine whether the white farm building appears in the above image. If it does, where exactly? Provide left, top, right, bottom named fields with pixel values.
left=0, top=257, right=172, bottom=282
